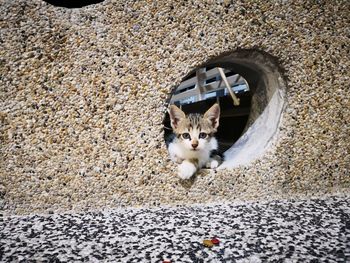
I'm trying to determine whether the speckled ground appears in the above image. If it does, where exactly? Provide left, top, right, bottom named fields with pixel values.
left=1, top=195, right=349, bottom=262
left=0, top=0, right=349, bottom=215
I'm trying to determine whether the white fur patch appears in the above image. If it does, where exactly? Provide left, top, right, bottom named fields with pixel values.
left=168, top=137, right=218, bottom=168
left=210, top=159, right=219, bottom=169
left=178, top=160, right=197, bottom=180
left=205, top=159, right=219, bottom=169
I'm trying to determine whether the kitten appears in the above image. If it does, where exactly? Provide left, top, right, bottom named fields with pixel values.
left=166, top=103, right=222, bottom=179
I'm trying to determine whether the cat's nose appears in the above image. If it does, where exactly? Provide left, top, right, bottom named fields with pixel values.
left=191, top=143, right=198, bottom=149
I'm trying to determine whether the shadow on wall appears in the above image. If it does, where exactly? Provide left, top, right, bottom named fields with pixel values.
left=43, top=0, right=104, bottom=8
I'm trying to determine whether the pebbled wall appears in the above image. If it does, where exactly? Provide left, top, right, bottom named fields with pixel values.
left=0, top=0, right=349, bottom=214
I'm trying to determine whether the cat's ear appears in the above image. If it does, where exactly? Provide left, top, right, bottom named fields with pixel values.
left=169, top=105, right=185, bottom=129
left=204, top=103, right=220, bottom=129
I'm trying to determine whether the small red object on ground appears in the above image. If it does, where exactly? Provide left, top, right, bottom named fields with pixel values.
left=163, top=261, right=171, bottom=263
left=211, top=238, right=220, bottom=245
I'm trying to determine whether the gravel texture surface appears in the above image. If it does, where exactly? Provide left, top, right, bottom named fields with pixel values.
left=0, top=0, right=349, bottom=214
left=1, top=195, right=349, bottom=262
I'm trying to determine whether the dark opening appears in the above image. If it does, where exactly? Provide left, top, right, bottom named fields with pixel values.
left=163, top=66, right=252, bottom=153
left=43, top=0, right=104, bottom=8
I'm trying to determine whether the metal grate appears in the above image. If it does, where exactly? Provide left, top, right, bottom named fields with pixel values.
left=171, top=67, right=249, bottom=106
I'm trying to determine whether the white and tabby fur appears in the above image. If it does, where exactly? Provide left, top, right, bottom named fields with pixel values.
left=167, top=103, right=221, bottom=179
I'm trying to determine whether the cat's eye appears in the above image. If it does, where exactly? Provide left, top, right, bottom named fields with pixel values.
left=182, top=133, right=191, bottom=139
left=199, top=132, right=207, bottom=139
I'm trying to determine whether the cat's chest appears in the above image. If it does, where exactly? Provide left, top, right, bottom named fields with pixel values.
left=168, top=141, right=211, bottom=162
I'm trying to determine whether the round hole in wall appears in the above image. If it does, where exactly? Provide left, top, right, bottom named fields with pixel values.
left=163, top=50, right=286, bottom=168
left=43, top=0, right=104, bottom=8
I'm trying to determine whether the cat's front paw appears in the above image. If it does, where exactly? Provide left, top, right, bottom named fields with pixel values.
left=205, top=159, right=219, bottom=169
left=209, top=159, right=219, bottom=169
left=178, top=161, right=197, bottom=180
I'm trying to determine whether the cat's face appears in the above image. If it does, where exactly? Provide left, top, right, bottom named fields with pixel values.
left=169, top=104, right=220, bottom=151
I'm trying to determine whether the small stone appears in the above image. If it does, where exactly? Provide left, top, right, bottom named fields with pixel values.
left=203, top=239, right=214, bottom=247
left=133, top=24, right=141, bottom=31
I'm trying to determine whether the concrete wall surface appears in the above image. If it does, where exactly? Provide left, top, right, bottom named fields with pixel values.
left=0, top=0, right=349, bottom=214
